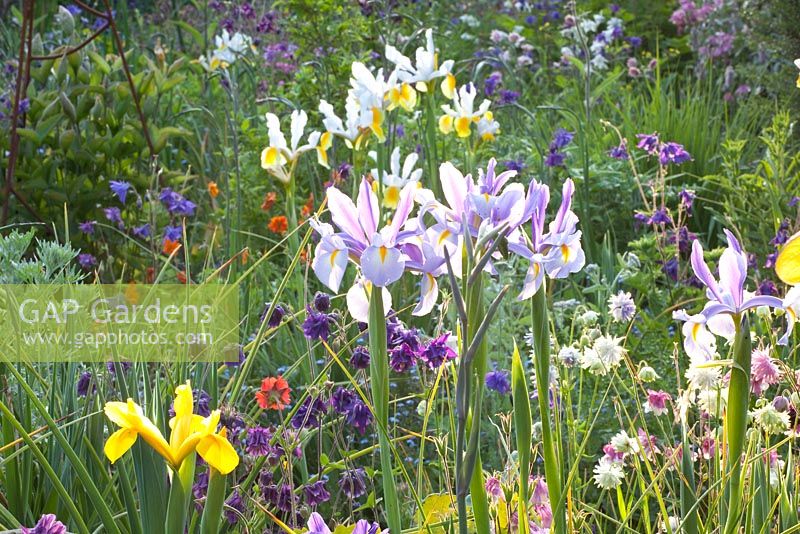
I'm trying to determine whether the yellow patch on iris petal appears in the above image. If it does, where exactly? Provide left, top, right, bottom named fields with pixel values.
left=560, top=244, right=570, bottom=263
left=438, top=229, right=451, bottom=245
left=379, top=246, right=388, bottom=263
left=691, top=322, right=701, bottom=341
left=776, top=232, right=800, bottom=285
left=329, top=249, right=340, bottom=266
left=438, top=115, right=454, bottom=134
left=454, top=117, right=471, bottom=138
left=261, top=146, right=283, bottom=168
left=370, top=108, right=385, bottom=141
left=384, top=186, right=400, bottom=209
left=441, top=73, right=456, bottom=99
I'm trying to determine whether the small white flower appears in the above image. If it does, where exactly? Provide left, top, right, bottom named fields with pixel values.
left=593, top=457, right=624, bottom=490
left=593, top=334, right=626, bottom=369
left=608, top=291, right=636, bottom=322
left=753, top=403, right=790, bottom=435
left=610, top=430, right=639, bottom=455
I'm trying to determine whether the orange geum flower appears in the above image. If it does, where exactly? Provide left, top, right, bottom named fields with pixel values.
left=261, top=191, right=277, bottom=211
left=255, top=375, right=291, bottom=410
left=163, top=238, right=181, bottom=255
left=208, top=181, right=220, bottom=198
left=268, top=215, right=288, bottom=235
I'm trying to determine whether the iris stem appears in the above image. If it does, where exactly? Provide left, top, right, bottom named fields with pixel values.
left=722, top=314, right=751, bottom=534
left=531, top=283, right=565, bottom=534
left=164, top=454, right=196, bottom=534
left=368, top=287, right=401, bottom=532
left=200, top=468, right=227, bottom=534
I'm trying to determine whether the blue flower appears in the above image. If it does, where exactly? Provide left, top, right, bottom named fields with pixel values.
left=109, top=180, right=131, bottom=203
left=485, top=369, right=511, bottom=395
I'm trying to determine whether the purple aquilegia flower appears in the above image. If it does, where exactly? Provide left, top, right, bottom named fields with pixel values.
left=304, top=479, right=331, bottom=507
left=313, top=291, right=331, bottom=312
left=163, top=225, right=182, bottom=242
left=78, top=253, right=97, bottom=270
left=498, top=89, right=520, bottom=105
left=21, top=514, right=66, bottom=534
left=635, top=133, right=660, bottom=155
left=302, top=308, right=332, bottom=341
left=608, top=141, right=629, bottom=160
left=246, top=426, right=273, bottom=456
left=345, top=399, right=373, bottom=434
left=291, top=397, right=328, bottom=429
left=350, top=345, right=371, bottom=369
left=224, top=490, right=246, bottom=524
left=159, top=187, right=197, bottom=217
left=79, top=220, right=96, bottom=234
left=679, top=189, right=696, bottom=214
left=103, top=207, right=123, bottom=228
left=261, top=303, right=286, bottom=328
left=192, top=471, right=209, bottom=511
left=544, top=150, right=566, bottom=168
left=338, top=467, right=367, bottom=498
left=132, top=223, right=151, bottom=239
left=419, top=333, right=457, bottom=369
left=550, top=128, right=574, bottom=150
left=389, top=343, right=417, bottom=372
left=109, top=180, right=131, bottom=203
left=77, top=371, right=95, bottom=397
left=673, top=230, right=783, bottom=357
left=757, top=279, right=778, bottom=297
left=485, top=368, right=511, bottom=395
left=658, top=142, right=692, bottom=165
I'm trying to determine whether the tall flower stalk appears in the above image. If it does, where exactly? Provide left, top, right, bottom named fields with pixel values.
left=368, top=288, right=401, bottom=532
left=674, top=230, right=782, bottom=532
left=530, top=282, right=565, bottom=534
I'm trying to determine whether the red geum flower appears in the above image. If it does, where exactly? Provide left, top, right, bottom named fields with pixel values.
left=268, top=215, right=288, bottom=235
left=261, top=192, right=277, bottom=211
left=255, top=375, right=291, bottom=410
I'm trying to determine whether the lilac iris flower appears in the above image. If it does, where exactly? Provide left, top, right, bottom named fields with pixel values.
left=674, top=230, right=783, bottom=357
left=307, top=512, right=385, bottom=534
left=310, top=179, right=420, bottom=316
left=508, top=178, right=585, bottom=299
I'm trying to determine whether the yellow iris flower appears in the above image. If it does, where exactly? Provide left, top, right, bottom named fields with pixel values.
left=776, top=231, right=800, bottom=285
left=103, top=383, right=239, bottom=475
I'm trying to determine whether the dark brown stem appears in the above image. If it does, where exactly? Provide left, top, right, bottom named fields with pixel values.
left=2, top=0, right=34, bottom=224
left=100, top=0, right=157, bottom=165
left=31, top=23, right=109, bottom=61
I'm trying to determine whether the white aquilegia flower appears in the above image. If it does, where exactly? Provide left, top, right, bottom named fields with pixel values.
left=369, top=147, right=422, bottom=208
left=593, top=334, right=626, bottom=368
left=260, top=110, right=323, bottom=184
left=753, top=403, right=790, bottom=435
left=593, top=457, right=624, bottom=490
left=610, top=430, right=639, bottom=455
left=608, top=291, right=636, bottom=322
left=557, top=345, right=580, bottom=367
